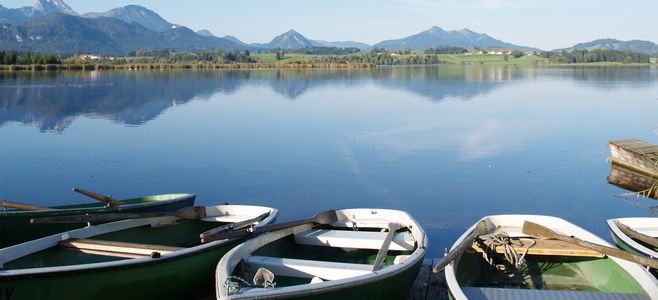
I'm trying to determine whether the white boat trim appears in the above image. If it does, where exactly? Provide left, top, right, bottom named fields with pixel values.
left=0, top=205, right=278, bottom=274
left=444, top=215, right=658, bottom=300
left=216, top=208, right=427, bottom=299
left=608, top=218, right=658, bottom=259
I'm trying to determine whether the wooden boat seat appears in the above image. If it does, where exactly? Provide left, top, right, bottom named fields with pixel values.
left=462, top=287, right=649, bottom=300
left=243, top=256, right=373, bottom=281
left=294, top=229, right=415, bottom=251
left=470, top=238, right=605, bottom=258
left=58, top=238, right=184, bottom=259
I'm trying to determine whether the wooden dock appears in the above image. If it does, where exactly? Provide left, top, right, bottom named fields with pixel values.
left=609, top=139, right=658, bottom=177
left=405, top=258, right=448, bottom=300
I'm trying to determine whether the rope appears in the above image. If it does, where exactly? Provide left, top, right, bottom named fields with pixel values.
left=224, top=272, right=277, bottom=296
left=474, top=233, right=536, bottom=276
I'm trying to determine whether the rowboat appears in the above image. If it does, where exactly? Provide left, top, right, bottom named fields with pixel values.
left=445, top=215, right=658, bottom=299
left=0, top=204, right=278, bottom=300
left=215, top=208, right=427, bottom=299
left=608, top=218, right=658, bottom=267
left=0, top=193, right=196, bottom=247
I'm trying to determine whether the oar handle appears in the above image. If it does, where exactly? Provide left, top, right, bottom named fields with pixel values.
left=200, top=212, right=271, bottom=243
left=30, top=206, right=206, bottom=224
left=556, top=234, right=658, bottom=269
left=206, top=209, right=337, bottom=241
left=0, top=200, right=51, bottom=211
left=73, top=187, right=123, bottom=206
left=30, top=212, right=169, bottom=224
left=433, top=221, right=487, bottom=273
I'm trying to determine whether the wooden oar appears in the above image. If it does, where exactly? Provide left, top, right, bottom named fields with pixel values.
left=30, top=206, right=206, bottom=224
left=432, top=220, right=488, bottom=273
left=522, top=221, right=658, bottom=269
left=615, top=220, right=658, bottom=249
left=202, top=209, right=338, bottom=242
left=73, top=187, right=124, bottom=207
left=0, top=200, right=51, bottom=211
left=372, top=223, right=400, bottom=271
left=200, top=212, right=272, bottom=243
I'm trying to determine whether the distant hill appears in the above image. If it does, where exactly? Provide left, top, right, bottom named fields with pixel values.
left=311, top=40, right=370, bottom=50
left=0, top=0, right=76, bottom=23
left=554, top=38, right=658, bottom=55
left=260, top=29, right=314, bottom=49
left=0, top=13, right=245, bottom=55
left=373, top=26, right=540, bottom=51
left=82, top=5, right=172, bottom=32
left=196, top=29, right=215, bottom=37
left=222, top=35, right=247, bottom=46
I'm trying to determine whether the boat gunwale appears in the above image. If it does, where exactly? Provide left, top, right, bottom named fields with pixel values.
left=0, top=205, right=278, bottom=280
left=444, top=214, right=658, bottom=300
left=0, top=193, right=197, bottom=217
left=608, top=218, right=658, bottom=258
left=216, top=208, right=427, bottom=299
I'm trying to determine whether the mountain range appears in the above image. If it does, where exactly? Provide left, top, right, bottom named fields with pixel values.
left=1, top=0, right=656, bottom=55
left=373, top=26, right=540, bottom=51
left=554, top=38, right=658, bottom=55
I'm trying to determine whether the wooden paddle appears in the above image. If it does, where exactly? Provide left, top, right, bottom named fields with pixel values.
left=201, top=209, right=338, bottom=242
left=30, top=206, right=206, bottom=224
left=615, top=221, right=658, bottom=249
left=200, top=211, right=272, bottom=243
left=0, top=200, right=51, bottom=211
left=73, top=187, right=124, bottom=207
left=432, top=220, right=488, bottom=273
left=522, top=221, right=658, bottom=269
left=372, top=223, right=400, bottom=271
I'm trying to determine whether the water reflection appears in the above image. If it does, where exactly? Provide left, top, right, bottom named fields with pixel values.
left=1, top=66, right=656, bottom=133
left=609, top=162, right=658, bottom=201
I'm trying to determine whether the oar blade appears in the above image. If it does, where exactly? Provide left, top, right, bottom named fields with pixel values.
left=521, top=221, right=558, bottom=240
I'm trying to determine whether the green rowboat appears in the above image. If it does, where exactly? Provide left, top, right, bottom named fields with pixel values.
left=608, top=217, right=658, bottom=277
left=445, top=215, right=658, bottom=299
left=0, top=193, right=196, bottom=247
left=216, top=208, right=427, bottom=299
left=0, top=204, right=278, bottom=300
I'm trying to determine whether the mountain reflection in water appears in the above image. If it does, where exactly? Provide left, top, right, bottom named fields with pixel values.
left=3, top=66, right=656, bottom=133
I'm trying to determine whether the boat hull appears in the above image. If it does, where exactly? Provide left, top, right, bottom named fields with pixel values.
left=0, top=204, right=278, bottom=300
left=0, top=193, right=195, bottom=247
left=0, top=243, right=232, bottom=300
left=217, top=208, right=427, bottom=300
left=446, top=215, right=658, bottom=300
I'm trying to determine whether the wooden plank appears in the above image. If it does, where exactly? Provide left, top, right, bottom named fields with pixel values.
left=405, top=258, right=432, bottom=300
left=58, top=238, right=183, bottom=258
left=470, top=238, right=605, bottom=258
left=426, top=258, right=449, bottom=300
left=294, top=229, right=415, bottom=251
left=242, top=256, right=372, bottom=281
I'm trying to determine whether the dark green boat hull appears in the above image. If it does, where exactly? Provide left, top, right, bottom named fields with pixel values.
left=0, top=243, right=233, bottom=300
left=0, top=217, right=242, bottom=300
left=0, top=194, right=195, bottom=247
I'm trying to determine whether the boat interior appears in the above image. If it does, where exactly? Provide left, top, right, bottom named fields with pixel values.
left=228, top=223, right=418, bottom=290
left=2, top=206, right=275, bottom=271
left=456, top=224, right=648, bottom=298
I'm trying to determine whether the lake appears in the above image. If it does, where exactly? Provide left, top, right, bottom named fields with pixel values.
left=1, top=65, right=657, bottom=256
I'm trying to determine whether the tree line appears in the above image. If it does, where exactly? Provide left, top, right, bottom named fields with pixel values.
left=0, top=51, right=61, bottom=65
left=542, top=49, right=651, bottom=64
left=123, top=49, right=256, bottom=64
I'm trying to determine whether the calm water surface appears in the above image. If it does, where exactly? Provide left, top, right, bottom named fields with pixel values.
left=1, top=66, right=657, bottom=255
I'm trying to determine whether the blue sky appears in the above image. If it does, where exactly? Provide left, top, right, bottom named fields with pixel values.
left=3, top=0, right=656, bottom=50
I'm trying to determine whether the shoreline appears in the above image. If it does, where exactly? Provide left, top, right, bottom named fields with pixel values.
left=0, top=62, right=655, bottom=72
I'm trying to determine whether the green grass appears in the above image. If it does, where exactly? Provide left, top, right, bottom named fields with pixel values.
left=438, top=54, right=548, bottom=65
left=253, top=53, right=325, bottom=64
